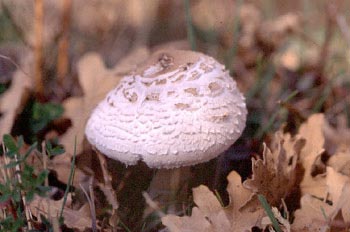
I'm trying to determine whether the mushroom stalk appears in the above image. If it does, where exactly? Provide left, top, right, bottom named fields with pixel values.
left=148, top=167, right=191, bottom=212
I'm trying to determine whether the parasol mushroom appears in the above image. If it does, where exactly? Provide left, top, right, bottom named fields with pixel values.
left=85, top=49, right=247, bottom=214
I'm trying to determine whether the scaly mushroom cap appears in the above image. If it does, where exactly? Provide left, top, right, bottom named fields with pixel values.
left=85, top=50, right=247, bottom=168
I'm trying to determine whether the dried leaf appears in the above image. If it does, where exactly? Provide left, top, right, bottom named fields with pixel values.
left=326, top=167, right=350, bottom=223
left=292, top=194, right=332, bottom=231
left=29, top=194, right=92, bottom=230
left=243, top=132, right=303, bottom=205
left=292, top=167, right=350, bottom=230
left=324, top=115, right=350, bottom=154
left=328, top=151, right=350, bottom=176
left=298, top=114, right=327, bottom=197
left=162, top=171, right=265, bottom=232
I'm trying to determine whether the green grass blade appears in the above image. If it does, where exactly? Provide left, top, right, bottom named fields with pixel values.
left=59, top=137, right=77, bottom=221
left=184, top=0, right=196, bottom=50
left=258, top=194, right=282, bottom=232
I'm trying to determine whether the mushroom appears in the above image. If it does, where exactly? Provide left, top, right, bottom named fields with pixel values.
left=85, top=49, right=247, bottom=213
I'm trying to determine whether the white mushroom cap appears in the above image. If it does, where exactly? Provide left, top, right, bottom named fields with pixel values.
left=85, top=50, right=247, bottom=168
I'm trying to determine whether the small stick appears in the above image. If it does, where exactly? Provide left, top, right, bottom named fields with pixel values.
left=89, top=181, right=97, bottom=232
left=142, top=191, right=165, bottom=218
left=34, top=0, right=45, bottom=98
left=95, top=150, right=119, bottom=212
left=15, top=154, right=32, bottom=230
left=79, top=180, right=97, bottom=232
left=0, top=55, right=30, bottom=77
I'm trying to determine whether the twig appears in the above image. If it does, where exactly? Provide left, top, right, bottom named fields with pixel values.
left=0, top=54, right=30, bottom=77
left=95, top=150, right=119, bottom=212
left=14, top=152, right=32, bottom=230
left=79, top=179, right=97, bottom=232
left=34, top=0, right=45, bottom=98
left=88, top=181, right=97, bottom=232
left=142, top=191, right=165, bottom=218
left=57, top=0, right=72, bottom=86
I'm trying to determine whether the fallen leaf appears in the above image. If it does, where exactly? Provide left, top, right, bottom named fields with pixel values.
left=323, top=115, right=350, bottom=154
left=292, top=167, right=350, bottom=231
left=328, top=151, right=350, bottom=176
left=326, top=167, right=350, bottom=223
left=292, top=194, right=333, bottom=231
left=298, top=114, right=327, bottom=197
left=162, top=171, right=265, bottom=232
left=243, top=131, right=303, bottom=206
left=29, top=194, right=92, bottom=230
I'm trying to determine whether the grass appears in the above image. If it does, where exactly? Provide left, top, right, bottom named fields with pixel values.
left=59, top=137, right=76, bottom=223
left=258, top=194, right=283, bottom=232
left=184, top=0, right=196, bottom=51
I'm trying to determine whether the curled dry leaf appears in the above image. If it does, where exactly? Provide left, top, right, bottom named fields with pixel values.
left=162, top=171, right=265, bottom=232
left=243, top=131, right=303, bottom=206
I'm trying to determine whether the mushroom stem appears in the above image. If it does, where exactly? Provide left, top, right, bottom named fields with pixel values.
left=148, top=167, right=191, bottom=212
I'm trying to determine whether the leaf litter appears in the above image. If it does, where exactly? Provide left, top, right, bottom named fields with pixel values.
left=161, top=113, right=350, bottom=231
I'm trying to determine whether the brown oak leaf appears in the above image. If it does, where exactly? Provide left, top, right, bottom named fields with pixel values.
left=162, top=171, right=265, bottom=232
left=243, top=131, right=303, bottom=206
